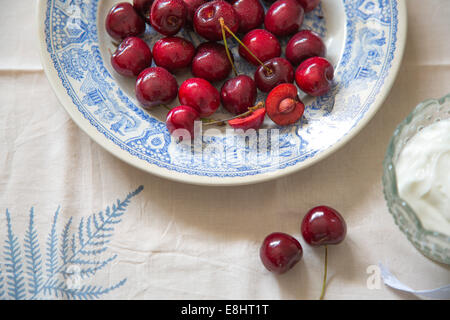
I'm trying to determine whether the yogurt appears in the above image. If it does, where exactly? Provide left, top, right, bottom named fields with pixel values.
left=396, top=119, right=450, bottom=236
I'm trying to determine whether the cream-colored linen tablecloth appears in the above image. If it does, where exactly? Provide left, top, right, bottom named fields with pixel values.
left=0, top=0, right=449, bottom=300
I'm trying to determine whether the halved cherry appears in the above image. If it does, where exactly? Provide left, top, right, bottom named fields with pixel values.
left=266, top=83, right=304, bottom=126
left=228, top=107, right=266, bottom=130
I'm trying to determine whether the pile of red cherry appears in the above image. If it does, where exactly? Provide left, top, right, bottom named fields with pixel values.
left=106, top=0, right=334, bottom=137
left=261, top=205, right=346, bottom=299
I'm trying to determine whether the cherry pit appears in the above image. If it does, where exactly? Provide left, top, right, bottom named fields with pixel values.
left=106, top=0, right=334, bottom=138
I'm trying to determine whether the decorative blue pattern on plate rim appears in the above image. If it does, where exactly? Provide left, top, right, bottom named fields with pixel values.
left=41, top=0, right=401, bottom=180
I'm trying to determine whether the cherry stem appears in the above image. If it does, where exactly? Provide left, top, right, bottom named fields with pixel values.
left=219, top=18, right=238, bottom=77
left=219, top=19, right=272, bottom=75
left=202, top=101, right=264, bottom=126
left=167, top=16, right=178, bottom=27
left=161, top=104, right=172, bottom=111
left=319, top=245, right=328, bottom=300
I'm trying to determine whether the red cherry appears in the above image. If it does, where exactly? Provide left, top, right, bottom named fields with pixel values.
left=301, top=205, right=347, bottom=300
left=296, top=0, right=320, bottom=13
left=228, top=108, right=266, bottom=130
left=193, top=0, right=239, bottom=41
left=231, top=0, right=265, bottom=33
left=152, top=36, right=195, bottom=72
left=301, top=206, right=347, bottom=246
left=266, top=83, right=304, bottom=126
left=135, top=67, right=178, bottom=108
left=105, top=2, right=146, bottom=41
left=221, top=75, right=257, bottom=115
left=111, top=37, right=152, bottom=77
left=192, top=42, right=232, bottom=82
left=182, top=0, right=207, bottom=25
left=295, top=57, right=334, bottom=96
left=254, top=57, right=294, bottom=93
left=264, top=0, right=304, bottom=37
left=286, top=30, right=326, bottom=66
left=239, top=29, right=281, bottom=66
left=166, top=105, right=200, bottom=138
left=133, top=0, right=154, bottom=22
left=150, top=0, right=187, bottom=36
left=300, top=206, right=347, bottom=300
left=260, top=232, right=303, bottom=274
left=178, top=78, right=220, bottom=117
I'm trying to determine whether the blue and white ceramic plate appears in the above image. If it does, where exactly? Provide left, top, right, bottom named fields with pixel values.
left=38, top=0, right=406, bottom=185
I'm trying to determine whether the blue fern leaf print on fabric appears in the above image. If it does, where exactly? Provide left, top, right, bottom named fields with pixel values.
left=0, top=186, right=143, bottom=300
left=46, top=207, right=60, bottom=278
left=24, top=208, right=44, bottom=296
left=0, top=253, right=3, bottom=298
left=4, top=210, right=26, bottom=299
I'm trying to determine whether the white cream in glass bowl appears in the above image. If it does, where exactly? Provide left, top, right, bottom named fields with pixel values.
left=396, top=120, right=450, bottom=236
left=383, top=94, right=450, bottom=264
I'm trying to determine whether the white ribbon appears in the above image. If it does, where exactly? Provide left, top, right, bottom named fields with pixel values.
left=379, top=263, right=450, bottom=299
